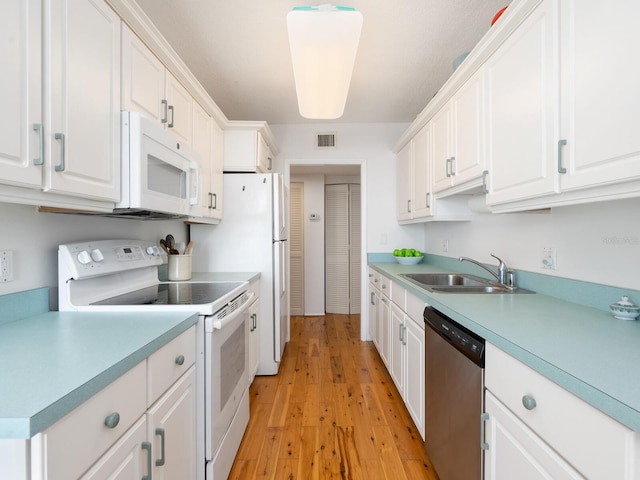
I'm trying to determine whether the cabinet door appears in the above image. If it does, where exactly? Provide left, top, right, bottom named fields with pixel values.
left=257, top=132, right=273, bottom=172
left=47, top=0, right=121, bottom=201
left=389, top=304, right=405, bottom=397
left=451, top=68, right=485, bottom=185
left=396, top=142, right=412, bottom=221
left=431, top=103, right=452, bottom=193
left=209, top=121, right=224, bottom=219
left=411, top=123, right=432, bottom=218
left=485, top=0, right=559, bottom=206
left=165, top=72, right=193, bottom=146
left=0, top=0, right=42, bottom=189
left=368, top=285, right=378, bottom=343
left=558, top=1, right=640, bottom=191
left=192, top=101, right=214, bottom=218
left=80, top=417, right=148, bottom=480
left=248, top=297, right=260, bottom=382
left=378, top=295, right=390, bottom=367
left=404, top=317, right=425, bottom=439
left=484, top=391, right=583, bottom=480
left=147, top=367, right=196, bottom=480
left=121, top=24, right=166, bottom=124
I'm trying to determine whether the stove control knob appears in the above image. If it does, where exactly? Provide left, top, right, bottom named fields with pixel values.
left=146, top=245, right=160, bottom=256
left=90, top=249, right=104, bottom=262
left=77, top=250, right=92, bottom=265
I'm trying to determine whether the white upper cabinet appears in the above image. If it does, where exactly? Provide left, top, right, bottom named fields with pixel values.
left=46, top=0, right=121, bottom=201
left=121, top=24, right=192, bottom=146
left=1, top=0, right=121, bottom=204
left=0, top=0, right=42, bottom=189
left=432, top=69, right=485, bottom=193
left=396, top=141, right=413, bottom=221
left=223, top=124, right=277, bottom=173
left=557, top=0, right=640, bottom=192
left=485, top=0, right=559, bottom=206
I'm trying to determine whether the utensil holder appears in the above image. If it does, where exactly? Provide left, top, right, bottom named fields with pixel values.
left=167, top=255, right=192, bottom=281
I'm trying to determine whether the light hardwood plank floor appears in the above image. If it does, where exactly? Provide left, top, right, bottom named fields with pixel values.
left=228, top=314, right=439, bottom=480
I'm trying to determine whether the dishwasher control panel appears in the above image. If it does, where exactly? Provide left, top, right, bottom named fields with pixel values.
left=423, top=306, right=485, bottom=366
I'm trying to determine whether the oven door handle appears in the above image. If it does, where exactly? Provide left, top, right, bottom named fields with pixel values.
left=211, top=292, right=255, bottom=330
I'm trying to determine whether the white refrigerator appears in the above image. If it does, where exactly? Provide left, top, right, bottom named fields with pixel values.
left=190, top=173, right=288, bottom=375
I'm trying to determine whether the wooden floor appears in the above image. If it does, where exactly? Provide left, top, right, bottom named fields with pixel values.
left=228, top=314, right=439, bottom=480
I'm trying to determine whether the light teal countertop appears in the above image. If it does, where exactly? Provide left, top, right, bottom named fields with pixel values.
left=0, top=304, right=198, bottom=439
left=368, top=260, right=640, bottom=432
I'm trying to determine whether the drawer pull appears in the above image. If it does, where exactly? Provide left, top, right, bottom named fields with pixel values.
left=522, top=395, right=537, bottom=410
left=155, top=428, right=166, bottom=466
left=175, top=354, right=185, bottom=366
left=103, top=412, right=120, bottom=429
left=142, top=441, right=152, bottom=480
left=480, top=412, right=490, bottom=450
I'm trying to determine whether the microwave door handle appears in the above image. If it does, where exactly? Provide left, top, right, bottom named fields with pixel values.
left=189, top=161, right=200, bottom=205
left=210, top=292, right=255, bottom=330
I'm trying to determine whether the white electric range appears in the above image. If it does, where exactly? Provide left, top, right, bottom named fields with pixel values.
left=58, top=239, right=253, bottom=480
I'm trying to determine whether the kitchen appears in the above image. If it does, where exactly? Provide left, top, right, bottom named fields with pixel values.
left=1, top=0, right=640, bottom=479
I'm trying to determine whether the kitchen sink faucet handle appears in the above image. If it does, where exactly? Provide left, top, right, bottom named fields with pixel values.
left=490, top=254, right=507, bottom=285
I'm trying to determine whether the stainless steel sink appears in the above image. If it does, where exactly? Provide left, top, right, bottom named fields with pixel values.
left=400, top=273, right=533, bottom=294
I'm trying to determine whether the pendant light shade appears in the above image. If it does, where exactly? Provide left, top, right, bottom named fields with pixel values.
left=287, top=5, right=363, bottom=119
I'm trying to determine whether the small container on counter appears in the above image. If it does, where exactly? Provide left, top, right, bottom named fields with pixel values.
left=167, top=254, right=192, bottom=281
left=609, top=296, right=640, bottom=321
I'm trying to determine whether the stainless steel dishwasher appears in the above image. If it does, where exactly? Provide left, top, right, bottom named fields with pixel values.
left=424, top=306, right=485, bottom=480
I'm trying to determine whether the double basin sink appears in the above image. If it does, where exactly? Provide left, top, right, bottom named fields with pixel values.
left=400, top=273, right=533, bottom=294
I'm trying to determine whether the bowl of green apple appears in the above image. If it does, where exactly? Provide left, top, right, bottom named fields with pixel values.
left=393, top=248, right=424, bottom=265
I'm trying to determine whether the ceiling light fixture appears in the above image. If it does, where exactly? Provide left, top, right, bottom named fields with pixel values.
left=287, top=5, right=363, bottom=120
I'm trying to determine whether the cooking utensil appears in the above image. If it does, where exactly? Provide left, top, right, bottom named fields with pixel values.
left=159, top=239, right=170, bottom=254
left=184, top=241, right=194, bottom=255
left=165, top=234, right=180, bottom=254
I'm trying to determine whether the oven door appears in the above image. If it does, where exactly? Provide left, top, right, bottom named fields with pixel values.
left=204, top=296, right=252, bottom=460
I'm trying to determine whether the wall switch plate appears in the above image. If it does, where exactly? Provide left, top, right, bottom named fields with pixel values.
left=0, top=250, right=14, bottom=282
left=541, top=246, right=556, bottom=270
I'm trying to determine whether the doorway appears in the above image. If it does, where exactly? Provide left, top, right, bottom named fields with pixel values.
left=287, top=162, right=366, bottom=339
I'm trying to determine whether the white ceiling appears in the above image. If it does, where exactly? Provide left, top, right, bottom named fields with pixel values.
left=133, top=0, right=510, bottom=125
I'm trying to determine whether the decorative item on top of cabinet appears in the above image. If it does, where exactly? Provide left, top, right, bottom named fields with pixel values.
left=0, top=0, right=121, bottom=209
left=223, top=122, right=279, bottom=173
left=121, top=24, right=193, bottom=146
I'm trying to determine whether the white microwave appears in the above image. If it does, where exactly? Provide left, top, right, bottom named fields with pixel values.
left=115, top=111, right=199, bottom=218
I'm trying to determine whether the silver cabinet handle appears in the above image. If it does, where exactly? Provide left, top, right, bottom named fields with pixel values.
left=175, top=354, right=185, bottom=366
left=161, top=99, right=168, bottom=124
left=558, top=139, right=567, bottom=173
left=480, top=412, right=490, bottom=450
left=522, top=395, right=537, bottom=410
left=155, top=428, right=166, bottom=466
left=252, top=313, right=257, bottom=331
left=370, top=292, right=375, bottom=305
left=398, top=323, right=403, bottom=342
left=267, top=157, right=273, bottom=171
left=33, top=124, right=44, bottom=165
left=167, top=105, right=175, bottom=128
left=407, top=199, right=411, bottom=213
left=54, top=133, right=65, bottom=172
left=374, top=278, right=378, bottom=283
left=402, top=325, right=407, bottom=346
left=445, top=157, right=451, bottom=177
left=211, top=193, right=217, bottom=209
left=450, top=156, right=456, bottom=176
left=482, top=170, right=489, bottom=194
left=381, top=284, right=386, bottom=290
left=426, top=192, right=430, bottom=209
left=104, top=412, right=120, bottom=428
left=142, top=441, right=152, bottom=480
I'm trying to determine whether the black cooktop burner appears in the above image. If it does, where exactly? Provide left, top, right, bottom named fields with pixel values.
left=91, top=282, right=243, bottom=306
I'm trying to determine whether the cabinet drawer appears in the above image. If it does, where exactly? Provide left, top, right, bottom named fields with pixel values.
left=405, top=290, right=426, bottom=326
left=148, top=326, right=196, bottom=406
left=33, top=362, right=146, bottom=480
left=378, top=274, right=391, bottom=297
left=391, top=281, right=405, bottom=309
left=485, top=343, right=639, bottom=479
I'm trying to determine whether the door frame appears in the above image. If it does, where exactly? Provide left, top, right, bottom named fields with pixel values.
left=285, top=158, right=368, bottom=341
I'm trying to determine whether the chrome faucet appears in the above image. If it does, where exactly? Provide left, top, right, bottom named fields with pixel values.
left=459, top=254, right=515, bottom=289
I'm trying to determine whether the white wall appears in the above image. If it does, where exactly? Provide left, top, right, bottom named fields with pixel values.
left=424, top=196, right=640, bottom=290
left=290, top=174, right=326, bottom=315
left=0, top=203, right=188, bottom=302
left=272, top=122, right=425, bottom=254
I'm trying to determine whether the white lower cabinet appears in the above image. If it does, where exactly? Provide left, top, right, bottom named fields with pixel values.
left=484, top=343, right=640, bottom=480
left=248, top=279, right=261, bottom=383
left=30, top=327, right=196, bottom=480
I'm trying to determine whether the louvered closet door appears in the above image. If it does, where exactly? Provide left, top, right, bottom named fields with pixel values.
left=349, top=184, right=361, bottom=314
left=289, top=182, right=305, bottom=316
left=325, top=184, right=350, bottom=314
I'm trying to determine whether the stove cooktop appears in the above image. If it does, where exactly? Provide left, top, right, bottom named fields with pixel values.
left=92, top=282, right=243, bottom=307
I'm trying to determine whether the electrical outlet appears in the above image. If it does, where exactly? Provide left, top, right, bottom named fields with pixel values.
left=541, top=246, right=557, bottom=270
left=0, top=250, right=14, bottom=282
left=442, top=239, right=449, bottom=253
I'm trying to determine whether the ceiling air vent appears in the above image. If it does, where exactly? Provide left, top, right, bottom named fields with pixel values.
left=315, top=132, right=336, bottom=149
